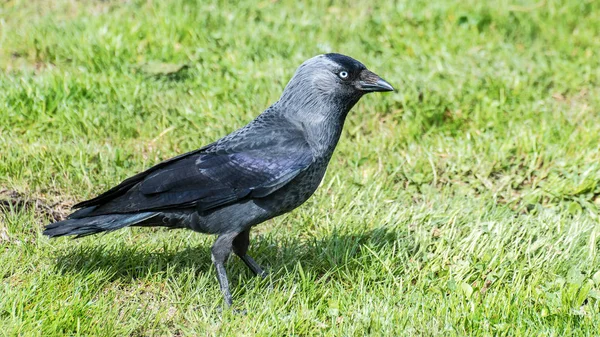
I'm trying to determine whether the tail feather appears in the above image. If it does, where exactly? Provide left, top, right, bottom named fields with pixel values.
left=44, top=212, right=157, bottom=238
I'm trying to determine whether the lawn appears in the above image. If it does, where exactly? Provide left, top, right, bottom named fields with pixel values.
left=1, top=0, right=600, bottom=335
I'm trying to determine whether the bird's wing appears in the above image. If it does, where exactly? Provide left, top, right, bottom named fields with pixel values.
left=78, top=128, right=314, bottom=215
left=73, top=146, right=210, bottom=209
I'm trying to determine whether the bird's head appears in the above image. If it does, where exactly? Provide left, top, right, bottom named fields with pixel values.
left=278, top=53, right=394, bottom=116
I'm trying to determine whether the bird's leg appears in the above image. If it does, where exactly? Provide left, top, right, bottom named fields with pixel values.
left=233, top=229, right=268, bottom=278
left=211, top=232, right=238, bottom=307
left=241, top=255, right=268, bottom=279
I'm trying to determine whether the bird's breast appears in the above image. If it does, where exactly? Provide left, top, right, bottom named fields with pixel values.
left=259, top=157, right=331, bottom=216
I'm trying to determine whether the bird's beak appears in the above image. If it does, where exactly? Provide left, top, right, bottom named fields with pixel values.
left=357, top=69, right=395, bottom=92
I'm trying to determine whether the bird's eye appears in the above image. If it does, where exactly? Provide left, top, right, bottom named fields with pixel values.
left=338, top=71, right=349, bottom=80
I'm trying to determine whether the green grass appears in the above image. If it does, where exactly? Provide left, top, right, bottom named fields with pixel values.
left=1, top=0, right=600, bottom=335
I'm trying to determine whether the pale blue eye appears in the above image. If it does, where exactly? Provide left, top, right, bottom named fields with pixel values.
left=339, top=71, right=349, bottom=79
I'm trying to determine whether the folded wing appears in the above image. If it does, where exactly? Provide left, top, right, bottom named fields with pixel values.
left=76, top=129, right=314, bottom=216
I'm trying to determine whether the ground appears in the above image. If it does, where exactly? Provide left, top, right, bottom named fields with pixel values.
left=1, top=0, right=600, bottom=335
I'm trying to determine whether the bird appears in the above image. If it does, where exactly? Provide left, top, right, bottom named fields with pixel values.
left=44, top=53, right=394, bottom=306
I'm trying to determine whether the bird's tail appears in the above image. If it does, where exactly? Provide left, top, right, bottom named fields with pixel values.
left=44, top=212, right=157, bottom=238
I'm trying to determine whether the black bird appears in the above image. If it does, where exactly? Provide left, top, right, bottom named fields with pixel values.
left=44, top=53, right=394, bottom=306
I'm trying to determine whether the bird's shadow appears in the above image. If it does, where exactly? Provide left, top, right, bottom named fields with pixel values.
left=53, top=227, right=412, bottom=285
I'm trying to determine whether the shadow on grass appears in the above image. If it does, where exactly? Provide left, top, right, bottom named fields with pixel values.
left=54, top=242, right=214, bottom=282
left=53, top=227, right=411, bottom=284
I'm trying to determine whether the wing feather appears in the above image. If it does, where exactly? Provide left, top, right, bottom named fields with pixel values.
left=83, top=127, right=314, bottom=215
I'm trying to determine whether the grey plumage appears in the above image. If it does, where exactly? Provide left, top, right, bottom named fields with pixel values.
left=44, top=53, right=394, bottom=306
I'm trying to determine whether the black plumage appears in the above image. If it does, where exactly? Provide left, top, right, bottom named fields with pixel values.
left=44, top=53, right=394, bottom=306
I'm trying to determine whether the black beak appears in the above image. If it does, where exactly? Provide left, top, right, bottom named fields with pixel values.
left=357, top=69, right=395, bottom=92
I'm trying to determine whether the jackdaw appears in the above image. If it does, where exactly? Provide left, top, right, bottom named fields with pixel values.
left=44, top=53, right=394, bottom=306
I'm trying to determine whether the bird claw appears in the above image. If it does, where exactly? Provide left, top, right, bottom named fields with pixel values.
left=258, top=269, right=269, bottom=279
left=216, top=305, right=247, bottom=316
left=234, top=308, right=248, bottom=315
